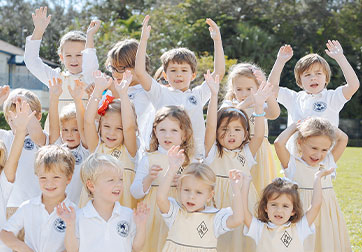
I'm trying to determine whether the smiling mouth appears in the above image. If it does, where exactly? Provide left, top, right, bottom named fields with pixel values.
left=310, top=83, right=319, bottom=88
left=112, top=190, right=121, bottom=195
left=187, top=202, right=195, bottom=207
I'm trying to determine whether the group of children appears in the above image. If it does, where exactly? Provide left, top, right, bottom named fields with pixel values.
left=0, top=6, right=359, bottom=252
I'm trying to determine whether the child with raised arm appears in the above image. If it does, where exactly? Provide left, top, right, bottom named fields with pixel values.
left=79, top=70, right=138, bottom=209
left=157, top=145, right=243, bottom=251
left=24, top=6, right=101, bottom=131
left=57, top=153, right=149, bottom=252
left=0, top=145, right=76, bottom=252
left=48, top=78, right=89, bottom=204
left=242, top=169, right=333, bottom=251
left=135, top=15, right=225, bottom=156
left=274, top=117, right=351, bottom=251
left=1, top=88, right=47, bottom=218
left=0, top=101, right=34, bottom=252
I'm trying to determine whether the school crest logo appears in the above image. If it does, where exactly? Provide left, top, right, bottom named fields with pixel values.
left=72, top=151, right=82, bottom=165
left=117, top=221, right=129, bottom=237
left=128, top=93, right=135, bottom=100
left=24, top=138, right=34, bottom=150
left=111, top=149, right=122, bottom=159
left=197, top=221, right=208, bottom=238
left=237, top=153, right=246, bottom=166
left=313, top=101, right=327, bottom=112
left=188, top=95, right=198, bottom=105
left=280, top=230, right=292, bottom=247
left=54, top=218, right=66, bottom=233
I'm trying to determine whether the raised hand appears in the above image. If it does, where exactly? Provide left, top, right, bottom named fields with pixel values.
left=48, top=77, right=63, bottom=97
left=92, top=70, right=112, bottom=96
left=85, top=83, right=95, bottom=98
left=0, top=85, right=10, bottom=105
left=325, top=40, right=344, bottom=60
left=206, top=18, right=222, bottom=41
left=140, top=15, right=151, bottom=41
left=68, top=80, right=86, bottom=101
left=167, top=145, right=185, bottom=173
left=8, top=101, right=36, bottom=134
left=87, top=20, right=101, bottom=37
left=133, top=202, right=150, bottom=227
left=56, top=203, right=76, bottom=226
left=204, top=70, right=219, bottom=96
left=316, top=167, right=335, bottom=178
left=277, top=44, right=293, bottom=64
left=114, top=70, right=132, bottom=97
left=32, top=7, right=51, bottom=36
left=253, top=80, right=273, bottom=107
left=229, top=169, right=243, bottom=192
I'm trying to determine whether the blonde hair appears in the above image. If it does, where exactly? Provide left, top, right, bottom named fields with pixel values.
left=148, top=106, right=194, bottom=166
left=105, top=39, right=150, bottom=73
left=34, top=145, right=75, bottom=178
left=80, top=153, right=123, bottom=197
left=294, top=54, right=331, bottom=88
left=59, top=103, right=76, bottom=124
left=225, top=63, right=265, bottom=101
left=296, top=117, right=336, bottom=146
left=161, top=48, right=197, bottom=73
left=216, top=107, right=250, bottom=157
left=257, top=178, right=303, bottom=224
left=0, top=141, right=7, bottom=173
left=3, top=89, right=41, bottom=124
left=57, top=31, right=86, bottom=55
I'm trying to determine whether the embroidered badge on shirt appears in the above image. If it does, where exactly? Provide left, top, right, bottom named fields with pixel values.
left=188, top=95, right=198, bottom=105
left=117, top=221, right=129, bottom=237
left=280, top=230, right=292, bottom=247
left=313, top=101, right=327, bottom=112
left=197, top=221, right=208, bottom=238
left=54, top=218, right=66, bottom=233
left=72, top=151, right=82, bottom=165
left=24, top=138, right=34, bottom=150
left=237, top=153, right=246, bottom=166
left=111, top=149, right=122, bottom=159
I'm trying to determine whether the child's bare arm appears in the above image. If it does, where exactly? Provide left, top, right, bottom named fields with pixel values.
left=305, top=168, right=335, bottom=226
left=26, top=112, right=46, bottom=147
left=31, top=6, right=51, bottom=40
left=86, top=20, right=101, bottom=49
left=331, top=128, right=348, bottom=162
left=135, top=15, right=153, bottom=91
left=274, top=123, right=298, bottom=169
left=0, top=85, right=10, bottom=106
left=241, top=174, right=253, bottom=228
left=114, top=70, right=137, bottom=157
left=56, top=203, right=79, bottom=252
left=325, top=40, right=360, bottom=100
left=132, top=202, right=150, bottom=252
left=157, top=146, right=185, bottom=214
left=48, top=78, right=62, bottom=144
left=0, top=230, right=34, bottom=252
left=204, top=71, right=219, bottom=156
left=69, top=80, right=87, bottom=148
left=226, top=170, right=244, bottom=229
left=206, top=19, right=225, bottom=80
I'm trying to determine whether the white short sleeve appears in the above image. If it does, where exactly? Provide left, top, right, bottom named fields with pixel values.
left=243, top=144, right=257, bottom=167
left=130, top=155, right=150, bottom=199
left=0, top=172, right=13, bottom=205
left=277, top=87, right=297, bottom=110
left=161, top=197, right=181, bottom=229
left=213, top=207, right=233, bottom=238
left=81, top=48, right=99, bottom=85
left=296, top=215, right=315, bottom=242
left=283, top=155, right=297, bottom=179
left=195, top=81, right=211, bottom=106
left=146, top=79, right=164, bottom=107
left=3, top=202, right=27, bottom=235
left=243, top=217, right=264, bottom=244
left=327, top=86, right=349, bottom=111
left=321, top=152, right=338, bottom=178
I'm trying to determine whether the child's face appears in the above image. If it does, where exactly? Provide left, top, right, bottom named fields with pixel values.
left=298, top=135, right=332, bottom=167
left=164, top=62, right=196, bottom=92
left=88, top=166, right=123, bottom=204
left=265, top=193, right=295, bottom=226
left=217, top=118, right=246, bottom=150
left=59, top=41, right=85, bottom=75
left=300, top=63, right=327, bottom=94
left=180, top=176, right=214, bottom=212
left=38, top=166, right=71, bottom=200
left=100, top=112, right=124, bottom=149
left=232, top=76, right=258, bottom=102
left=61, top=118, right=81, bottom=149
left=155, top=117, right=184, bottom=150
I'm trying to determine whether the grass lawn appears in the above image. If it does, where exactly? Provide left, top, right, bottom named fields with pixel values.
left=271, top=146, right=362, bottom=251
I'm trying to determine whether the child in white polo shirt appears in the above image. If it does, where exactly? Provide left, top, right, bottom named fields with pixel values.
left=57, top=153, right=149, bottom=252
left=0, top=145, right=76, bottom=252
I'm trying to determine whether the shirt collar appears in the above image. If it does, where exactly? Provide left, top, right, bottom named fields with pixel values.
left=266, top=221, right=291, bottom=229
left=302, top=88, right=327, bottom=99
left=167, top=86, right=192, bottom=93
left=83, top=200, right=122, bottom=219
left=157, top=145, right=168, bottom=154
left=62, top=71, right=83, bottom=78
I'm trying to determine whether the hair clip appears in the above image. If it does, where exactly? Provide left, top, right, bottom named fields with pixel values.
left=97, top=95, right=115, bottom=116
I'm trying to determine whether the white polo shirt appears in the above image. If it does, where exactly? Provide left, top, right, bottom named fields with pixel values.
left=0, top=172, right=13, bottom=252
left=147, top=78, right=211, bottom=156
left=76, top=201, right=137, bottom=252
left=3, top=196, right=76, bottom=252
left=0, top=130, right=44, bottom=207
left=277, top=86, right=348, bottom=127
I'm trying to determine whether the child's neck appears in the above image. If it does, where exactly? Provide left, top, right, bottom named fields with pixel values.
left=92, top=198, right=115, bottom=222
left=42, top=193, right=66, bottom=214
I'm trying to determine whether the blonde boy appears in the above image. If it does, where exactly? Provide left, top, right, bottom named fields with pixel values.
left=0, top=145, right=75, bottom=252
left=269, top=41, right=360, bottom=127
left=135, top=15, right=225, bottom=156
left=57, top=153, right=149, bottom=252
